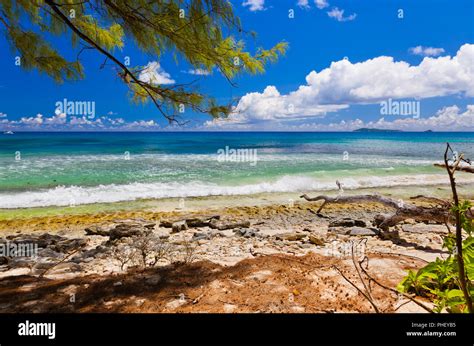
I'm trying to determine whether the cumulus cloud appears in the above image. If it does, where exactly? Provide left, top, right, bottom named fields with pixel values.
left=297, top=0, right=310, bottom=9
left=327, top=7, right=356, bottom=21
left=321, top=104, right=474, bottom=131
left=139, top=61, right=175, bottom=85
left=369, top=105, right=474, bottom=131
left=2, top=112, right=162, bottom=131
left=209, top=44, right=474, bottom=127
left=127, top=120, right=159, bottom=128
left=315, top=0, right=329, bottom=9
left=45, top=112, right=67, bottom=125
left=242, top=0, right=265, bottom=11
left=20, top=113, right=44, bottom=126
left=206, top=105, right=474, bottom=132
left=409, top=46, right=446, bottom=57
left=0, top=112, right=7, bottom=118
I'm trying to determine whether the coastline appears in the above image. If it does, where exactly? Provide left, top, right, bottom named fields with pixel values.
left=0, top=181, right=456, bottom=313
left=0, top=178, right=471, bottom=313
left=1, top=180, right=473, bottom=225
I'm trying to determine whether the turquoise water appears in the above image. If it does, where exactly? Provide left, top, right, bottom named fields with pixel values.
left=1, top=132, right=474, bottom=208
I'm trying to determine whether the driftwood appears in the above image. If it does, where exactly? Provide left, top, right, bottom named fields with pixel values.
left=434, top=163, right=474, bottom=174
left=300, top=193, right=451, bottom=231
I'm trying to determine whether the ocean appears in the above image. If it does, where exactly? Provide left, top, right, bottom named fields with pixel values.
left=1, top=131, right=474, bottom=209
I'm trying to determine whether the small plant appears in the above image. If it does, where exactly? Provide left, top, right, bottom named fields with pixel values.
left=111, top=244, right=137, bottom=271
left=398, top=144, right=474, bottom=313
left=112, top=233, right=174, bottom=270
left=175, top=239, right=199, bottom=264
left=132, top=233, right=175, bottom=268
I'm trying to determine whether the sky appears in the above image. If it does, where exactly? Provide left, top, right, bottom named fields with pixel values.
left=0, top=0, right=473, bottom=131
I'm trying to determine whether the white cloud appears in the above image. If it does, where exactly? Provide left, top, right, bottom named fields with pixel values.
left=2, top=112, right=162, bottom=131
left=215, top=85, right=347, bottom=126
left=327, top=7, right=356, bottom=21
left=297, top=0, right=310, bottom=9
left=370, top=105, right=474, bottom=131
left=44, top=112, right=67, bottom=125
left=212, top=44, right=474, bottom=127
left=409, top=46, right=446, bottom=57
left=20, top=113, right=44, bottom=125
left=127, top=120, right=159, bottom=128
left=242, top=0, right=265, bottom=11
left=69, top=116, right=94, bottom=126
left=298, top=0, right=329, bottom=9
left=0, top=112, right=6, bottom=118
left=185, top=68, right=212, bottom=76
left=315, top=0, right=329, bottom=9
left=206, top=105, right=474, bottom=131
left=139, top=61, right=175, bottom=85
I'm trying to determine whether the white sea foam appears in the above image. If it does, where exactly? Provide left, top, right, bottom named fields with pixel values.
left=1, top=173, right=474, bottom=209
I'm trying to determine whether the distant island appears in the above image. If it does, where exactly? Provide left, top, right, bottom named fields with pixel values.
left=353, top=128, right=403, bottom=133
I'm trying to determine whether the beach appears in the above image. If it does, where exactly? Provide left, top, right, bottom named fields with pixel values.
left=1, top=132, right=473, bottom=313
left=0, top=183, right=468, bottom=313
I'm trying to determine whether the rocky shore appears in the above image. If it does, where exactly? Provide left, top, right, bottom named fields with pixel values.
left=0, top=197, right=450, bottom=313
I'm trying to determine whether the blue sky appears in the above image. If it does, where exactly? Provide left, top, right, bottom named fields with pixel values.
left=0, top=0, right=473, bottom=131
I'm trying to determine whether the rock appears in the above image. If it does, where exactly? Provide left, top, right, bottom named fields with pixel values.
left=329, top=218, right=367, bottom=228
left=85, top=225, right=110, bottom=236
left=308, top=235, right=325, bottom=246
left=298, top=243, right=313, bottom=249
left=161, top=215, right=220, bottom=228
left=8, top=258, right=34, bottom=268
left=50, top=238, right=87, bottom=253
left=401, top=224, right=448, bottom=234
left=186, top=216, right=219, bottom=227
left=233, top=228, right=259, bottom=238
left=171, top=220, right=188, bottom=233
left=109, top=224, right=149, bottom=240
left=223, top=304, right=238, bottom=313
left=33, top=262, right=82, bottom=275
left=327, top=227, right=350, bottom=235
left=275, top=233, right=306, bottom=241
left=159, top=220, right=174, bottom=228
left=192, top=232, right=210, bottom=241
left=209, top=219, right=250, bottom=230
left=5, top=233, right=63, bottom=249
left=379, top=230, right=400, bottom=240
left=37, top=248, right=63, bottom=259
left=349, top=227, right=379, bottom=236
left=113, top=281, right=123, bottom=286
left=166, top=294, right=187, bottom=310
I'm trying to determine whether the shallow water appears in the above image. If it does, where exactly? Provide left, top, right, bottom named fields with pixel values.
left=1, top=131, right=473, bottom=208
